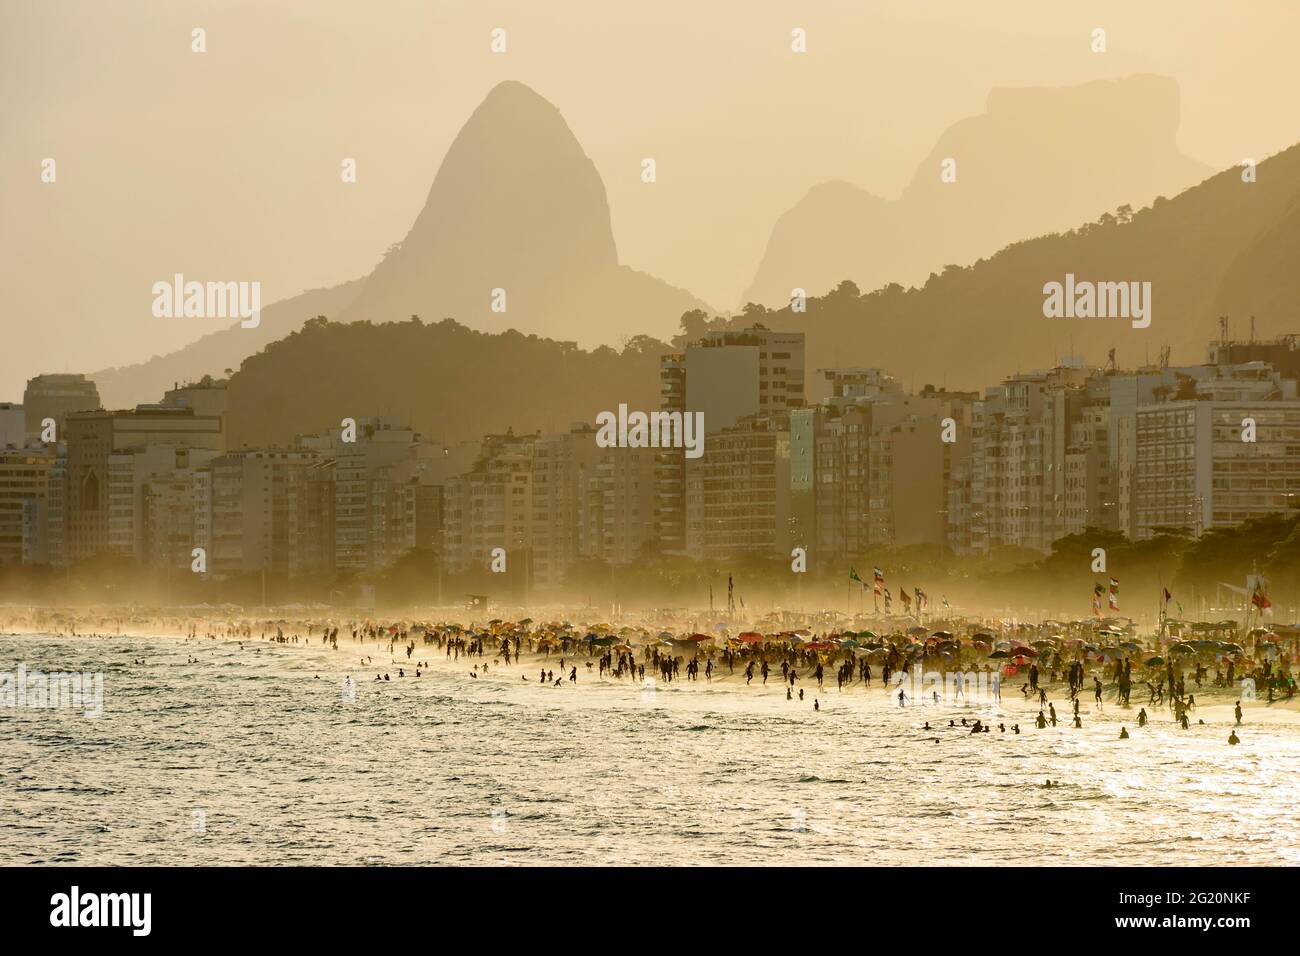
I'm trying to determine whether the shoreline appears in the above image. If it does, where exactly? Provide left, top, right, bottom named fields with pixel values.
left=7, top=624, right=1298, bottom=734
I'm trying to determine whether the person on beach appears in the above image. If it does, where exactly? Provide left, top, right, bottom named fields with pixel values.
left=1235, top=700, right=1243, bottom=725
left=1137, top=708, right=1147, bottom=727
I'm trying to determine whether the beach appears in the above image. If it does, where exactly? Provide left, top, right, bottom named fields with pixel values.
left=3, top=621, right=1300, bottom=866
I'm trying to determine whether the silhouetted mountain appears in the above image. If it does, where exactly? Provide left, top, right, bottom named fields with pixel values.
left=92, top=280, right=364, bottom=408
left=224, top=316, right=667, bottom=448
left=338, top=80, right=707, bottom=344
left=720, top=142, right=1300, bottom=397
left=91, top=81, right=706, bottom=407
left=742, top=75, right=1212, bottom=308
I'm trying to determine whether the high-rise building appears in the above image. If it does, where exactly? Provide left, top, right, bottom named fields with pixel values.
left=194, top=448, right=320, bottom=578
left=685, top=414, right=792, bottom=561
left=64, top=405, right=223, bottom=563
left=0, top=448, right=54, bottom=565
left=23, top=374, right=101, bottom=440
left=1133, top=399, right=1300, bottom=538
left=0, top=404, right=25, bottom=449
left=657, top=325, right=805, bottom=555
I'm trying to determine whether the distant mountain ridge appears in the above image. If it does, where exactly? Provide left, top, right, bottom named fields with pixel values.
left=733, top=141, right=1300, bottom=398
left=220, top=141, right=1300, bottom=451
left=742, top=74, right=1212, bottom=309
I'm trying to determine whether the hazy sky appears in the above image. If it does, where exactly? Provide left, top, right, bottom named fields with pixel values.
left=3, top=0, right=1298, bottom=400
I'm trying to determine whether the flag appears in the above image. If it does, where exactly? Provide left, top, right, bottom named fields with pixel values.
left=883, top=588, right=892, bottom=612
left=900, top=589, right=912, bottom=609
left=915, top=588, right=927, bottom=612
left=1108, top=577, right=1120, bottom=612
left=942, top=595, right=951, bottom=610
left=1162, top=587, right=1172, bottom=606
left=873, top=567, right=885, bottom=595
left=1092, top=582, right=1104, bottom=618
left=1252, top=583, right=1272, bottom=612
left=849, top=567, right=863, bottom=584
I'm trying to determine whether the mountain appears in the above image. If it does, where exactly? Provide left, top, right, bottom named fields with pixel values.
left=223, top=317, right=667, bottom=449
left=92, top=280, right=365, bottom=408
left=91, top=81, right=706, bottom=408
left=338, top=80, right=707, bottom=344
left=728, top=142, right=1300, bottom=397
left=742, top=75, right=1212, bottom=309
left=220, top=139, right=1300, bottom=450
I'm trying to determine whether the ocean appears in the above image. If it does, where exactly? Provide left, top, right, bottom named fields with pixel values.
left=2, top=631, right=1297, bottom=866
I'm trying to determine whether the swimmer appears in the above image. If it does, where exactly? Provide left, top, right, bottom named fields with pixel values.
left=1228, top=731, right=1240, bottom=745
left=1119, top=726, right=1129, bottom=739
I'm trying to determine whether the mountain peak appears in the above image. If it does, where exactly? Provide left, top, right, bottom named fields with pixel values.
left=337, top=82, right=704, bottom=343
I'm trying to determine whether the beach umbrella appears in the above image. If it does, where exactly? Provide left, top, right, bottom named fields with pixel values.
left=1144, top=656, right=1164, bottom=666
left=989, top=649, right=1010, bottom=659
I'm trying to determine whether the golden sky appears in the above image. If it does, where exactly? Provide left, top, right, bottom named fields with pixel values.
left=2, top=0, right=1298, bottom=399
